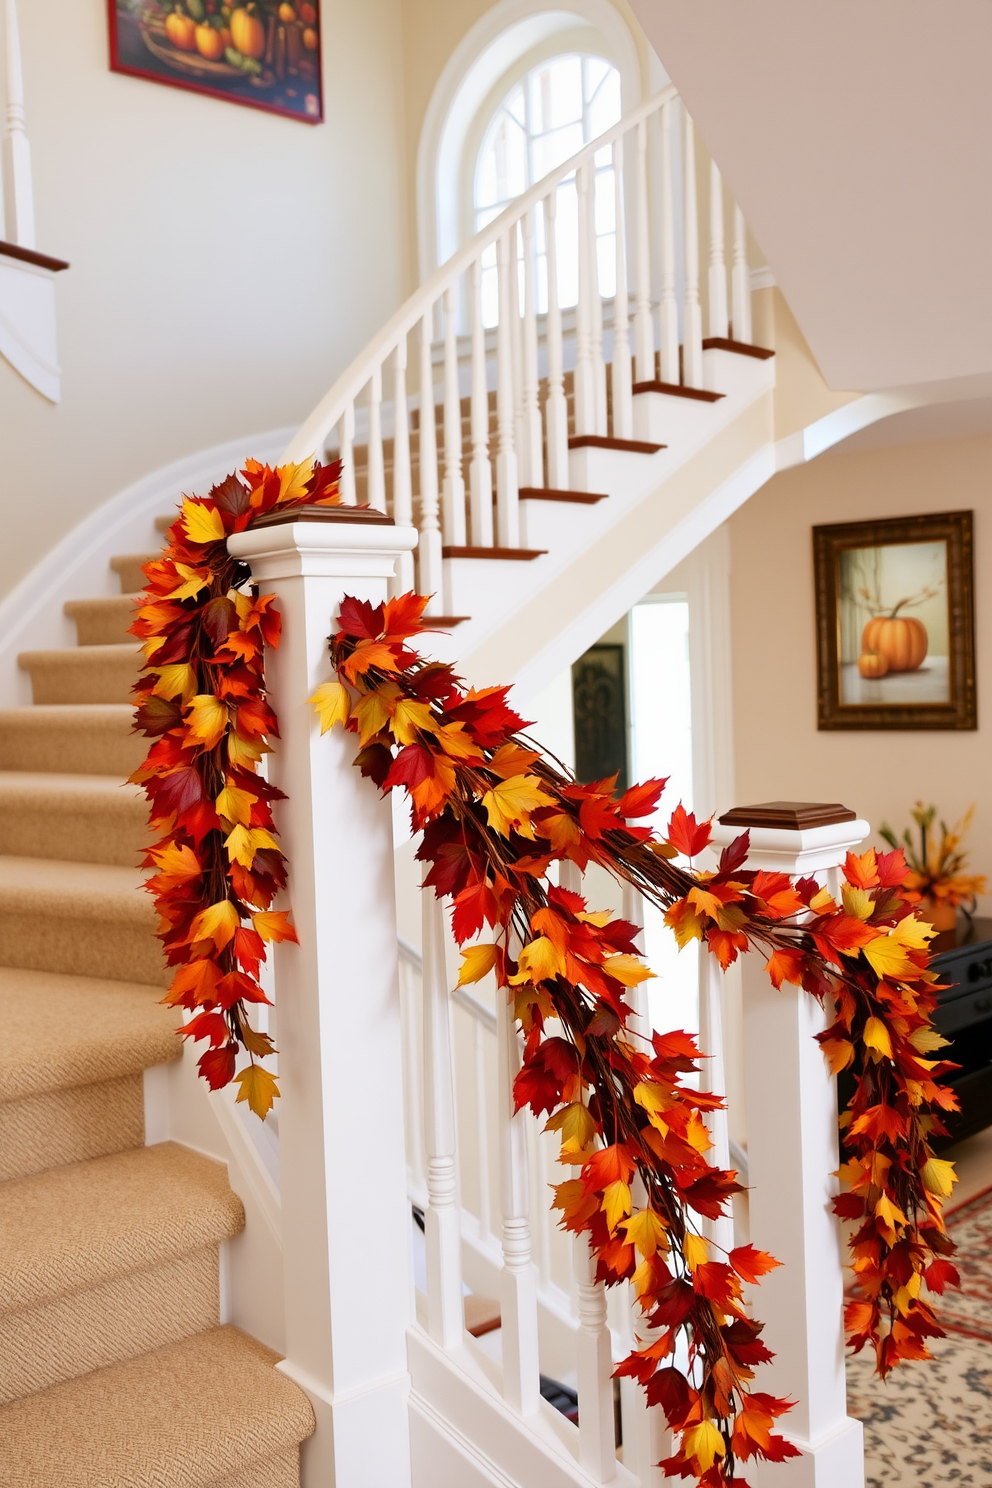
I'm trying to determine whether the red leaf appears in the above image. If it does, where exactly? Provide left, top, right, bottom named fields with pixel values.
left=617, top=778, right=668, bottom=819
left=729, top=1244, right=781, bottom=1284
left=197, top=1041, right=237, bottom=1089
left=337, top=595, right=382, bottom=640
left=644, top=1366, right=693, bottom=1426
left=718, top=831, right=750, bottom=874
left=924, top=1258, right=961, bottom=1294
left=666, top=803, right=712, bottom=858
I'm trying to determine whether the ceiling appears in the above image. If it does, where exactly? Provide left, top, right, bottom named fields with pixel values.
left=628, top=1, right=992, bottom=394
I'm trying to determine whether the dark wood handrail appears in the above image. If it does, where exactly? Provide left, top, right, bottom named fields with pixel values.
left=0, top=240, right=69, bottom=272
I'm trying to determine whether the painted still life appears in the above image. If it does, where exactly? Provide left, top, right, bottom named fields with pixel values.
left=814, top=511, right=976, bottom=731
left=108, top=0, right=323, bottom=122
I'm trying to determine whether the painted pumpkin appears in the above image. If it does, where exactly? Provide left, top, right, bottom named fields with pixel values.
left=230, top=7, right=266, bottom=58
left=195, top=23, right=225, bottom=59
left=302, top=25, right=318, bottom=49
left=278, top=2, right=296, bottom=19
left=165, top=10, right=198, bottom=49
left=298, top=2, right=316, bottom=21
left=861, top=615, right=928, bottom=673
left=857, top=649, right=889, bottom=680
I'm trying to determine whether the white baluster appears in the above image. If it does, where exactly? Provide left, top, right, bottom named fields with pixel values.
left=520, top=208, right=544, bottom=488
left=474, top=1017, right=492, bottom=1240
left=418, top=311, right=443, bottom=613
left=588, top=161, right=608, bottom=436
left=423, top=892, right=465, bottom=1349
left=681, top=110, right=704, bottom=390
left=611, top=137, right=633, bottom=440
left=574, top=1233, right=617, bottom=1480
left=367, top=369, right=386, bottom=513
left=510, top=224, right=526, bottom=480
left=658, top=100, right=679, bottom=386
left=544, top=192, right=570, bottom=489
left=441, top=284, right=466, bottom=546
left=2, top=0, right=35, bottom=248
left=632, top=118, right=654, bottom=385
left=391, top=335, right=415, bottom=595
left=574, top=162, right=597, bottom=437
left=469, top=257, right=494, bottom=547
left=497, top=977, right=541, bottom=1416
left=698, top=947, right=734, bottom=1256
left=495, top=230, right=520, bottom=549
left=708, top=160, right=729, bottom=340
left=732, top=204, right=752, bottom=344
left=338, top=403, right=356, bottom=506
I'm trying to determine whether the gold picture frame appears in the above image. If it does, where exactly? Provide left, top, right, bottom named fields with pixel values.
left=813, top=510, right=976, bottom=731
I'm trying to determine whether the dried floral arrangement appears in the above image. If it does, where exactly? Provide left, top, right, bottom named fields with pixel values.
left=880, top=803, right=986, bottom=927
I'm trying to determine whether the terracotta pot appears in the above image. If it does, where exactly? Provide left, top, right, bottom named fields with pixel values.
left=862, top=615, right=928, bottom=673
left=920, top=897, right=958, bottom=932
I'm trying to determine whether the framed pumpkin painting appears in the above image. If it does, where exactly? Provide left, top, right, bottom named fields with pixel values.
left=108, top=0, right=323, bottom=123
left=813, top=511, right=976, bottom=730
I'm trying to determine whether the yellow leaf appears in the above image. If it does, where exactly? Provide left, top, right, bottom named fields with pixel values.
left=682, top=1421, right=725, bottom=1473
left=576, top=909, right=613, bottom=928
left=275, top=457, right=314, bottom=504
left=633, top=1080, right=674, bottom=1129
left=167, top=564, right=210, bottom=602
left=910, top=1026, right=949, bottom=1054
left=874, top=1192, right=907, bottom=1239
left=458, top=943, right=498, bottom=986
left=228, top=732, right=266, bottom=768
left=685, top=1111, right=713, bottom=1154
left=603, top=953, right=654, bottom=987
left=355, top=690, right=391, bottom=746
left=683, top=1231, right=709, bottom=1271
left=310, top=680, right=351, bottom=734
left=189, top=899, right=240, bottom=949
left=892, top=914, right=936, bottom=951
left=482, top=774, right=554, bottom=839
left=435, top=722, right=484, bottom=761
left=545, top=1101, right=598, bottom=1153
left=390, top=697, right=437, bottom=745
left=921, top=1157, right=958, bottom=1198
left=152, top=663, right=198, bottom=703
left=863, top=934, right=917, bottom=982
left=181, top=498, right=226, bottom=545
left=809, top=886, right=837, bottom=914
left=224, top=825, right=280, bottom=869
left=252, top=910, right=297, bottom=943
left=216, top=783, right=257, bottom=826
left=863, top=1016, right=894, bottom=1059
left=821, top=1037, right=855, bottom=1074
left=510, top=935, right=565, bottom=985
left=601, top=1179, right=632, bottom=1233
left=234, top=1061, right=280, bottom=1119
left=841, top=883, right=873, bottom=921
left=148, top=842, right=201, bottom=881
left=186, top=693, right=229, bottom=749
left=621, top=1207, right=667, bottom=1257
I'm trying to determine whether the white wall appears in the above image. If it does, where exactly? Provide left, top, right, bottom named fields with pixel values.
left=0, top=0, right=409, bottom=600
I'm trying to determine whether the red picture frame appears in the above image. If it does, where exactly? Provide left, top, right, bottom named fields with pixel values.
left=108, top=0, right=323, bottom=124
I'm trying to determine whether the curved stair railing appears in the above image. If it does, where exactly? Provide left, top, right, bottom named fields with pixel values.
left=283, top=84, right=760, bottom=621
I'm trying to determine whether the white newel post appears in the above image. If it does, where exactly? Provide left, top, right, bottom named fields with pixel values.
left=227, top=513, right=419, bottom=1488
left=710, top=803, right=868, bottom=1488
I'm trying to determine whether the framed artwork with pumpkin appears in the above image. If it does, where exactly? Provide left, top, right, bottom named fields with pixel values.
left=813, top=510, right=976, bottom=730
left=108, top=0, right=323, bottom=123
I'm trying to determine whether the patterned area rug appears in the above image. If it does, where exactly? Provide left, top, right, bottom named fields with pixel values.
left=847, top=1185, right=992, bottom=1486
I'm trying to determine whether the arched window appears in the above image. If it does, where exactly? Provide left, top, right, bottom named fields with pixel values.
left=473, top=54, right=622, bottom=323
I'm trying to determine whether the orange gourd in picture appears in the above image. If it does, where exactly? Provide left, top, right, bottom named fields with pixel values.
left=862, top=613, right=928, bottom=672
left=165, top=9, right=197, bottom=50
left=857, top=648, right=889, bottom=679
left=230, top=6, right=266, bottom=59
left=195, top=24, right=225, bottom=61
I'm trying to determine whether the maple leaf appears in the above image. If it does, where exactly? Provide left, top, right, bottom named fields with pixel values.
left=457, top=943, right=498, bottom=985
left=482, top=774, right=554, bottom=838
left=602, top=953, right=654, bottom=987
left=216, top=782, right=257, bottom=826
left=511, top=935, right=565, bottom=985
left=845, top=848, right=880, bottom=889
left=181, top=498, right=226, bottom=545
left=602, top=1179, right=632, bottom=1233
left=764, top=947, right=805, bottom=989
left=310, top=680, right=351, bottom=734
left=252, top=910, right=298, bottom=944
left=681, top=1421, right=726, bottom=1473
left=666, top=803, right=711, bottom=858
left=185, top=694, right=229, bottom=749
left=390, top=696, right=437, bottom=745
left=617, top=778, right=668, bottom=819
left=152, top=663, right=199, bottom=704
left=189, top=900, right=240, bottom=949
left=729, top=1244, right=781, bottom=1284
left=234, top=1061, right=280, bottom=1118
left=920, top=1158, right=957, bottom=1198
left=621, top=1207, right=667, bottom=1257
left=198, top=1041, right=237, bottom=1090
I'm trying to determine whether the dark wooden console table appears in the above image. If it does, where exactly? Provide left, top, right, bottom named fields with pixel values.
left=930, top=916, right=992, bottom=1147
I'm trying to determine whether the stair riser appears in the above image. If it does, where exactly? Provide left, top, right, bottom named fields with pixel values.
left=111, top=557, right=154, bottom=594
left=0, top=795, right=148, bottom=867
left=0, top=713, right=145, bottom=776
left=0, top=908, right=167, bottom=987
left=0, top=1244, right=220, bottom=1404
left=212, top=1449, right=302, bottom=1488
left=65, top=598, right=138, bottom=647
left=0, top=1074, right=145, bottom=1182
left=20, top=653, right=138, bottom=706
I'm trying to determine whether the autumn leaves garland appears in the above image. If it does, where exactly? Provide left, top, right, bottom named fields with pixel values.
left=131, top=457, right=342, bottom=1117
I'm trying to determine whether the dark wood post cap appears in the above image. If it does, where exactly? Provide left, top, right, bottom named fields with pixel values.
left=718, top=801, right=858, bottom=831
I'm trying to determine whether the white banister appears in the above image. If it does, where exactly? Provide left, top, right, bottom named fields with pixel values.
left=366, top=370, right=386, bottom=513
left=710, top=805, right=868, bottom=1486
left=520, top=208, right=543, bottom=488
left=574, top=159, right=597, bottom=438
left=496, top=968, right=541, bottom=1416
left=441, top=285, right=466, bottom=546
left=587, top=160, right=608, bottom=436
left=681, top=111, right=704, bottom=389
left=473, top=1016, right=493, bottom=1241
left=632, top=118, right=654, bottom=384
left=338, top=404, right=356, bottom=506
left=417, top=312, right=442, bottom=612
left=469, top=258, right=494, bottom=547
left=732, top=204, right=752, bottom=344
left=226, top=515, right=418, bottom=1487
left=697, top=947, right=734, bottom=1256
left=658, top=100, right=679, bottom=386
left=612, top=137, right=633, bottom=439
left=708, top=161, right=729, bottom=340
left=544, top=192, right=569, bottom=489
left=2, top=0, right=34, bottom=248
left=392, top=337, right=415, bottom=596
left=574, top=1232, right=617, bottom=1480
left=495, top=229, right=520, bottom=548
left=422, top=891, right=465, bottom=1349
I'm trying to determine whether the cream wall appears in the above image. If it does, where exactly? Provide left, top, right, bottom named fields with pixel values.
left=1, top=0, right=409, bottom=600
left=728, top=433, right=991, bottom=908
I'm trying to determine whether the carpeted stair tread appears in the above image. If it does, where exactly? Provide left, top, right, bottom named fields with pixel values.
left=0, top=1141, right=244, bottom=1314
left=64, top=594, right=141, bottom=646
left=111, top=553, right=158, bottom=594
left=0, top=853, right=150, bottom=922
left=0, top=966, right=179, bottom=1104
left=0, top=771, right=147, bottom=865
left=17, top=643, right=140, bottom=705
left=0, top=704, right=144, bottom=775
left=0, top=1325, right=315, bottom=1488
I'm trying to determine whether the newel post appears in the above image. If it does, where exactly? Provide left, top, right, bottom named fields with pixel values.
left=228, top=511, right=418, bottom=1488
left=711, top=802, right=867, bottom=1488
